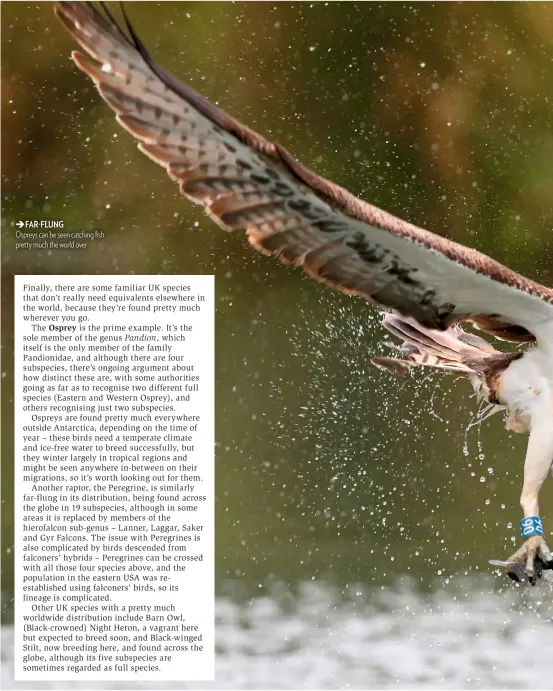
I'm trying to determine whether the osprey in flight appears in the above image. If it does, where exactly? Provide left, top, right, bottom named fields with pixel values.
left=56, top=2, right=553, bottom=583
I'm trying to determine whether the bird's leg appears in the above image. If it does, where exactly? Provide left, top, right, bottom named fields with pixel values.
left=491, top=397, right=553, bottom=584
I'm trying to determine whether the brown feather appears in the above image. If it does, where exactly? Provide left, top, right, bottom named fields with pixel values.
left=55, top=2, right=553, bottom=344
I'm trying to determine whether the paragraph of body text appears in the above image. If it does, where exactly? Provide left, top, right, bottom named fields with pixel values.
left=14, top=274, right=214, bottom=681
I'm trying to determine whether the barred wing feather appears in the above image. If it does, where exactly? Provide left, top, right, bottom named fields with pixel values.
left=56, top=2, right=553, bottom=344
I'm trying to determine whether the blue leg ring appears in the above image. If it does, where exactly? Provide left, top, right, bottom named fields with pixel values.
left=520, top=516, right=544, bottom=539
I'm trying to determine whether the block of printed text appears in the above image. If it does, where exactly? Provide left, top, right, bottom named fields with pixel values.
left=14, top=274, right=215, bottom=681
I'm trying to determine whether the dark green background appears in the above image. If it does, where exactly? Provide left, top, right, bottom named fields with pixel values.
left=2, top=2, right=553, bottom=614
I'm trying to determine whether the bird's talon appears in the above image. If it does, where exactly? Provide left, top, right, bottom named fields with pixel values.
left=491, top=535, right=552, bottom=585
left=541, top=550, right=553, bottom=565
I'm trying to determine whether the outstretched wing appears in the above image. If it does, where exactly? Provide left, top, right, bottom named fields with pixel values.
left=56, top=2, right=553, bottom=344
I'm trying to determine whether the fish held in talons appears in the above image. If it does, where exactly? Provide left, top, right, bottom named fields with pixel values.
left=490, top=535, right=553, bottom=586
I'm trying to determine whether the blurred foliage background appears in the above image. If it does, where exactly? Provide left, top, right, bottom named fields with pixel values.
left=2, top=1, right=553, bottom=614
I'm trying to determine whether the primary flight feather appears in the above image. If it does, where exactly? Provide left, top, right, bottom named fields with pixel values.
left=56, top=1, right=553, bottom=584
